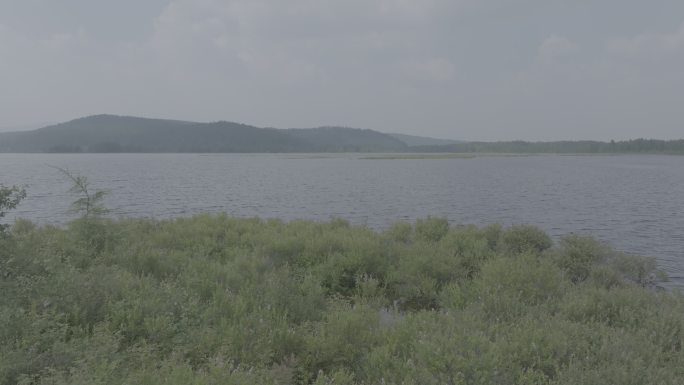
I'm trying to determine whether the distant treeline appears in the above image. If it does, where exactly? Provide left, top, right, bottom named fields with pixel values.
left=44, top=138, right=684, bottom=154
left=2, top=114, right=683, bottom=154
left=417, top=138, right=684, bottom=154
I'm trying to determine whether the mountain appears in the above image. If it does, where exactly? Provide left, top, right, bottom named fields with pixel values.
left=0, top=115, right=407, bottom=153
left=290, top=127, right=408, bottom=152
left=388, top=133, right=461, bottom=147
left=0, top=122, right=58, bottom=132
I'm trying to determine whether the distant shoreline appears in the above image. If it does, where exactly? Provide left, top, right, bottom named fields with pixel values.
left=1, top=115, right=682, bottom=154
left=1, top=151, right=683, bottom=156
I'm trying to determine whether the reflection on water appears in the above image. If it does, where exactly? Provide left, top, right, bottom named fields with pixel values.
left=1, top=153, right=683, bottom=288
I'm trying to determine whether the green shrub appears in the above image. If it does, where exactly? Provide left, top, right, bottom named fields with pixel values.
left=0, top=215, right=680, bottom=384
left=387, top=250, right=458, bottom=310
left=481, top=223, right=503, bottom=251
left=319, top=234, right=394, bottom=297
left=494, top=316, right=594, bottom=382
left=311, top=369, right=356, bottom=385
left=303, top=300, right=381, bottom=379
left=437, top=282, right=470, bottom=311
left=501, top=225, right=553, bottom=255
left=363, top=311, right=502, bottom=384
left=608, top=252, right=662, bottom=286
left=438, top=227, right=496, bottom=278
left=556, top=235, right=609, bottom=283
left=415, top=217, right=449, bottom=243
left=478, top=254, right=564, bottom=320
left=588, top=264, right=625, bottom=289
left=384, top=221, right=413, bottom=244
left=261, top=268, right=328, bottom=324
left=0, top=185, right=26, bottom=236
left=560, top=285, right=658, bottom=328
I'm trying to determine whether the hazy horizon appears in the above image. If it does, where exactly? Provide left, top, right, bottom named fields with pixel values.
left=1, top=0, right=683, bottom=141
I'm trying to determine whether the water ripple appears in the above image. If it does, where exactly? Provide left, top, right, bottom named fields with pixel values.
left=1, top=153, right=683, bottom=288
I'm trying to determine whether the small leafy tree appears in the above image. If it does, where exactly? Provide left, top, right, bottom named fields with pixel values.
left=0, top=184, right=26, bottom=235
left=54, top=167, right=111, bottom=258
left=54, top=167, right=109, bottom=219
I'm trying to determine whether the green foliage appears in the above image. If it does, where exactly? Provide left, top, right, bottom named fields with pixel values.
left=478, top=255, right=564, bottom=320
left=0, top=217, right=680, bottom=384
left=52, top=168, right=112, bottom=256
left=555, top=235, right=608, bottom=283
left=302, top=301, right=380, bottom=378
left=501, top=224, right=553, bottom=255
left=384, top=221, right=413, bottom=244
left=0, top=184, right=26, bottom=236
left=54, top=167, right=109, bottom=220
left=415, top=216, right=449, bottom=243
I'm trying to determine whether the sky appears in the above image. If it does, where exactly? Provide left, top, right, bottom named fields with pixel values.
left=1, top=0, right=683, bottom=141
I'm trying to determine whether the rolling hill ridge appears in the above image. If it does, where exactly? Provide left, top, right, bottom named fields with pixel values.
left=0, top=115, right=410, bottom=153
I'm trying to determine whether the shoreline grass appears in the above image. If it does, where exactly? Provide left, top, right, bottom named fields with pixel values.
left=1, top=215, right=682, bottom=384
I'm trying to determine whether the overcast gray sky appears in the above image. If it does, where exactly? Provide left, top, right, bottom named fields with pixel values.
left=1, top=0, right=683, bottom=140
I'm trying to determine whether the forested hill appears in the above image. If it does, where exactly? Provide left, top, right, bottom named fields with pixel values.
left=0, top=115, right=408, bottom=153
left=2, top=115, right=682, bottom=153
left=388, top=133, right=461, bottom=147
left=288, top=127, right=408, bottom=152
left=413, top=139, right=684, bottom=154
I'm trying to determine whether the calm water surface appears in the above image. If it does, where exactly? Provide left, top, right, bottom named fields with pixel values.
left=1, top=153, right=683, bottom=288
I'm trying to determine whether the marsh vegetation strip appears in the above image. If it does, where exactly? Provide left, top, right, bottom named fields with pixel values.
left=1, top=153, right=684, bottom=288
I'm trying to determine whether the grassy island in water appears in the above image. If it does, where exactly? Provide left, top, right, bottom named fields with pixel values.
left=1, top=215, right=683, bottom=385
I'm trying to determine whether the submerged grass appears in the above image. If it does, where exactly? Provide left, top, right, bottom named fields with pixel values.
left=0, top=215, right=682, bottom=384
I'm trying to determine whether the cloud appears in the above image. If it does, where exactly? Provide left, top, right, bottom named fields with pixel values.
left=537, top=36, right=579, bottom=64
left=589, top=21, right=684, bottom=92
left=400, top=57, right=456, bottom=83
left=2, top=1, right=684, bottom=140
left=147, top=0, right=458, bottom=84
left=608, top=22, right=684, bottom=58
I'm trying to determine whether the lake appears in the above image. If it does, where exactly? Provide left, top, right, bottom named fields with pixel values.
left=1, top=153, right=683, bottom=289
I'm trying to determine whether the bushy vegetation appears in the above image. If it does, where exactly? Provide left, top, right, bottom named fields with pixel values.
left=1, top=215, right=682, bottom=384
left=0, top=184, right=26, bottom=236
